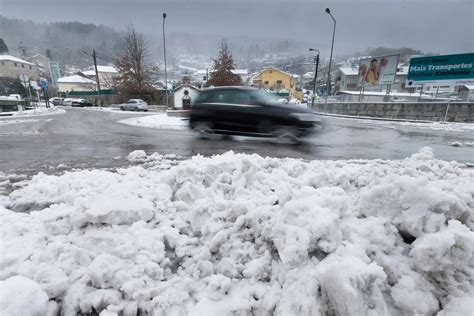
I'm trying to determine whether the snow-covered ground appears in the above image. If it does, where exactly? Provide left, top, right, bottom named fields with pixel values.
left=0, top=148, right=473, bottom=315
left=119, top=114, right=188, bottom=130
left=0, top=106, right=65, bottom=119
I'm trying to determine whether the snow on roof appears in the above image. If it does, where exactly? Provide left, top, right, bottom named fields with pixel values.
left=83, top=65, right=118, bottom=75
left=173, top=84, right=200, bottom=91
left=0, top=54, right=35, bottom=65
left=255, top=67, right=294, bottom=79
left=463, top=85, right=474, bottom=90
left=232, top=69, right=248, bottom=75
left=57, top=75, right=95, bottom=84
left=339, top=67, right=359, bottom=76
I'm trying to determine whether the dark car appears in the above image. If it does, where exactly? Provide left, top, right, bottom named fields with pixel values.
left=71, top=99, right=93, bottom=107
left=189, top=87, right=323, bottom=143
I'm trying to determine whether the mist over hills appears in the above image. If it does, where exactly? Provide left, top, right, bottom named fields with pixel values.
left=0, top=15, right=314, bottom=69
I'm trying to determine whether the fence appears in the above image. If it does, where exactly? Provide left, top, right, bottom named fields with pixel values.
left=309, top=102, right=474, bottom=122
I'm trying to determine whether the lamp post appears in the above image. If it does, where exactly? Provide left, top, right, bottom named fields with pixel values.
left=309, top=48, right=320, bottom=106
left=325, top=8, right=336, bottom=103
left=162, top=12, right=169, bottom=109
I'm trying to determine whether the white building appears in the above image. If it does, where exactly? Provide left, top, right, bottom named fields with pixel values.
left=173, top=84, right=199, bottom=109
left=81, top=65, right=118, bottom=88
left=57, top=75, right=96, bottom=93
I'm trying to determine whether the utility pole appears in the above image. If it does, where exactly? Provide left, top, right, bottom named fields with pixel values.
left=162, top=13, right=169, bottom=109
left=325, top=8, right=336, bottom=104
left=92, top=49, right=101, bottom=104
left=309, top=48, right=320, bottom=107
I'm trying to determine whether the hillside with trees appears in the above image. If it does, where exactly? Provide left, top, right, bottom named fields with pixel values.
left=0, top=15, right=122, bottom=67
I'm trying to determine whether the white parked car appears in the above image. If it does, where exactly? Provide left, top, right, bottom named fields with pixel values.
left=63, top=98, right=74, bottom=106
left=120, top=99, right=148, bottom=111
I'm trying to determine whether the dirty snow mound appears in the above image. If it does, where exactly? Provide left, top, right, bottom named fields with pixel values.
left=0, top=147, right=473, bottom=315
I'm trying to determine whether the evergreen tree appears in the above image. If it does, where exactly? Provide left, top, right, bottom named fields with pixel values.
left=206, top=41, right=242, bottom=87
left=46, top=48, right=52, bottom=60
left=0, top=38, right=9, bottom=54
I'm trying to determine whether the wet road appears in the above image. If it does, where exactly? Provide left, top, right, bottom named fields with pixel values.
left=1, top=108, right=473, bottom=173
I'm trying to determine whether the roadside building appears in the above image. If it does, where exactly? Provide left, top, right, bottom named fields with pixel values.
left=81, top=65, right=118, bottom=88
left=338, top=67, right=359, bottom=91
left=251, top=67, right=298, bottom=99
left=28, top=54, right=50, bottom=79
left=57, top=74, right=96, bottom=94
left=0, top=54, right=38, bottom=81
left=173, top=84, right=199, bottom=110
left=459, top=85, right=474, bottom=102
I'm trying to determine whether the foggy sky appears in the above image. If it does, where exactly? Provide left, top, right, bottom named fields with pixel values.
left=1, top=0, right=473, bottom=56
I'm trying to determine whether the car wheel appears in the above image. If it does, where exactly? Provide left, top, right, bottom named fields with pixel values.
left=135, top=107, right=139, bottom=111
left=273, top=126, right=300, bottom=145
left=120, top=106, right=124, bottom=111
left=194, top=121, right=213, bottom=139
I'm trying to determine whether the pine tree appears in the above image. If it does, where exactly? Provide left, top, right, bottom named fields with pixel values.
left=46, top=48, right=52, bottom=60
left=206, top=41, right=242, bottom=87
left=0, top=38, right=9, bottom=54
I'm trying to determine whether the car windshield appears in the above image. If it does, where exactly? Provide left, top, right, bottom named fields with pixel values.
left=1, top=2, right=472, bottom=315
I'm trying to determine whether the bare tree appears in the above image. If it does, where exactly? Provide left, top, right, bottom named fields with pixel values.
left=113, top=26, right=156, bottom=100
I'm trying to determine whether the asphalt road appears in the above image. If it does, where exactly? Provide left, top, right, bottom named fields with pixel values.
left=1, top=108, right=473, bottom=173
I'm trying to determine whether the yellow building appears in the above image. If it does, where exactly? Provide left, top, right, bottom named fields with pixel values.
left=251, top=67, right=298, bottom=99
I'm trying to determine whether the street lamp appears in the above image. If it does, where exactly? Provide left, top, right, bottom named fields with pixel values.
left=162, top=12, right=169, bottom=109
left=309, top=48, right=320, bottom=107
left=325, top=8, right=336, bottom=103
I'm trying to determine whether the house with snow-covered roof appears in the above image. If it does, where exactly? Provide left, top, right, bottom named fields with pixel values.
left=250, top=67, right=298, bottom=100
left=0, top=54, right=38, bottom=81
left=57, top=74, right=96, bottom=93
left=173, top=84, right=199, bottom=110
left=82, top=65, right=118, bottom=88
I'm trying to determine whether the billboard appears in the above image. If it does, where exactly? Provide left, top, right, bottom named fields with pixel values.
left=407, top=53, right=474, bottom=86
left=48, top=61, right=61, bottom=88
left=358, top=54, right=399, bottom=87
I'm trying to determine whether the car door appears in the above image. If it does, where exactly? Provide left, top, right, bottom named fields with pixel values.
left=215, top=90, right=261, bottom=134
left=124, top=100, right=135, bottom=110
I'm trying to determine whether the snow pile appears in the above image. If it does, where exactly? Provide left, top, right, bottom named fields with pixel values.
left=119, top=114, right=188, bottom=130
left=0, top=118, right=42, bottom=126
left=0, top=275, right=50, bottom=316
left=7, top=106, right=65, bottom=118
left=1, top=148, right=473, bottom=315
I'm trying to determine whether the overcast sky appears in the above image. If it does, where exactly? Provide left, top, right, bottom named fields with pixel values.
left=1, top=0, right=473, bottom=56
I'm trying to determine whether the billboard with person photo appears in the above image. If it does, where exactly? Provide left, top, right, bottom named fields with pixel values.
left=357, top=54, right=399, bottom=87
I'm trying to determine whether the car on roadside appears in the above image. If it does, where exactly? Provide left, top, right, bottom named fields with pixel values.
left=119, top=99, right=148, bottom=111
left=63, top=98, right=74, bottom=106
left=189, top=86, right=323, bottom=143
left=71, top=99, right=93, bottom=107
left=49, top=97, right=64, bottom=106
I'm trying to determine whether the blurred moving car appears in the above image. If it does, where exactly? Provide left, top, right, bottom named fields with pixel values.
left=71, top=99, right=93, bottom=107
left=49, top=97, right=64, bottom=106
left=120, top=99, right=148, bottom=111
left=189, top=87, right=323, bottom=143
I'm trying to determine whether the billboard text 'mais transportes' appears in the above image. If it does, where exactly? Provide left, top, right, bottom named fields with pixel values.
left=407, top=53, right=474, bottom=86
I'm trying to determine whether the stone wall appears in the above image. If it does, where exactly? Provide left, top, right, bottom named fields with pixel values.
left=310, top=102, right=474, bottom=122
